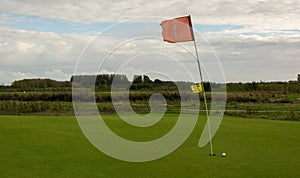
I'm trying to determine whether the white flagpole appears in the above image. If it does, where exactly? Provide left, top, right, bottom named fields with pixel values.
left=191, top=21, right=215, bottom=156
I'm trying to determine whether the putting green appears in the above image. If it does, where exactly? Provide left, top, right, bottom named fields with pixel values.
left=0, top=114, right=299, bottom=177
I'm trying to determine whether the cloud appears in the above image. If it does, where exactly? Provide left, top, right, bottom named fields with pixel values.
left=0, top=0, right=299, bottom=31
left=0, top=71, right=36, bottom=85
left=0, top=27, right=93, bottom=84
left=204, top=33, right=300, bottom=82
left=0, top=24, right=299, bottom=84
left=0, top=0, right=299, bottom=84
left=0, top=69, right=71, bottom=85
left=44, top=69, right=70, bottom=81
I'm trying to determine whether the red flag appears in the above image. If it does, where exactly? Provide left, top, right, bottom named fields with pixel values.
left=160, top=15, right=194, bottom=43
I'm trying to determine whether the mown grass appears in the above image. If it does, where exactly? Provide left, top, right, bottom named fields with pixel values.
left=0, top=114, right=300, bottom=177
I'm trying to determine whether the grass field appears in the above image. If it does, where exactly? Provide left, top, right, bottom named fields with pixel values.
left=1, top=114, right=300, bottom=177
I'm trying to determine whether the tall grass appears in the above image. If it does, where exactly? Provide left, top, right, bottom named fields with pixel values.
left=0, top=101, right=73, bottom=115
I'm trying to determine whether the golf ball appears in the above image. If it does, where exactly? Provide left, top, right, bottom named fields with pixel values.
left=221, top=152, right=226, bottom=157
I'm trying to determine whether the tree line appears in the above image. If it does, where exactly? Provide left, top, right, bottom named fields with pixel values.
left=0, top=74, right=299, bottom=93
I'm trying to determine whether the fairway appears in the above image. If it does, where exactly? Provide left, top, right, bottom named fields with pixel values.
left=1, top=114, right=300, bottom=177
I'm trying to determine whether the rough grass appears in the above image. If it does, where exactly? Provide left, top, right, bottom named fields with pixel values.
left=0, top=114, right=300, bottom=177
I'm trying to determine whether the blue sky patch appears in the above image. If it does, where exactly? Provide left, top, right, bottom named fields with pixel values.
left=0, top=10, right=246, bottom=35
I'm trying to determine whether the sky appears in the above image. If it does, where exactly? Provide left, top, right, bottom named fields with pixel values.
left=0, top=0, right=299, bottom=85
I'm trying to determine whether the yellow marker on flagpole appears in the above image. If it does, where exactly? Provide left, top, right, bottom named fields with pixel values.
left=191, top=83, right=203, bottom=93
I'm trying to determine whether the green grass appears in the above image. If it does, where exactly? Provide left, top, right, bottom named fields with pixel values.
left=0, top=114, right=300, bottom=177
left=226, top=102, right=300, bottom=111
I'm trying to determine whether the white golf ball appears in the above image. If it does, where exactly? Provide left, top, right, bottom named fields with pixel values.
left=221, top=152, right=227, bottom=157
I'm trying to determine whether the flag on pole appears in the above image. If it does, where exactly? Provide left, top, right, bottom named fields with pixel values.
left=191, top=83, right=204, bottom=93
left=160, top=15, right=194, bottom=43
left=161, top=15, right=216, bottom=156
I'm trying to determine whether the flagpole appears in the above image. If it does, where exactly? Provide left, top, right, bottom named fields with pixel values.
left=161, top=15, right=215, bottom=156
left=191, top=27, right=215, bottom=156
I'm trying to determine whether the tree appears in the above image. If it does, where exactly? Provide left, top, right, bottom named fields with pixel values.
left=246, top=81, right=258, bottom=91
left=133, top=75, right=142, bottom=84
left=143, top=75, right=153, bottom=83
left=298, top=74, right=300, bottom=83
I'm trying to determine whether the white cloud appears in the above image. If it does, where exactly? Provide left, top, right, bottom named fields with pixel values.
left=0, top=27, right=93, bottom=84
left=44, top=69, right=70, bottom=81
left=0, top=0, right=299, bottom=31
left=0, top=0, right=299, bottom=84
left=0, top=69, right=71, bottom=85
left=0, top=71, right=36, bottom=85
left=0, top=24, right=299, bottom=84
left=204, top=33, right=300, bottom=82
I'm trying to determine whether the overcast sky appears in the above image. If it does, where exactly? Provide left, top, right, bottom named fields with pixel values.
left=0, top=0, right=299, bottom=84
